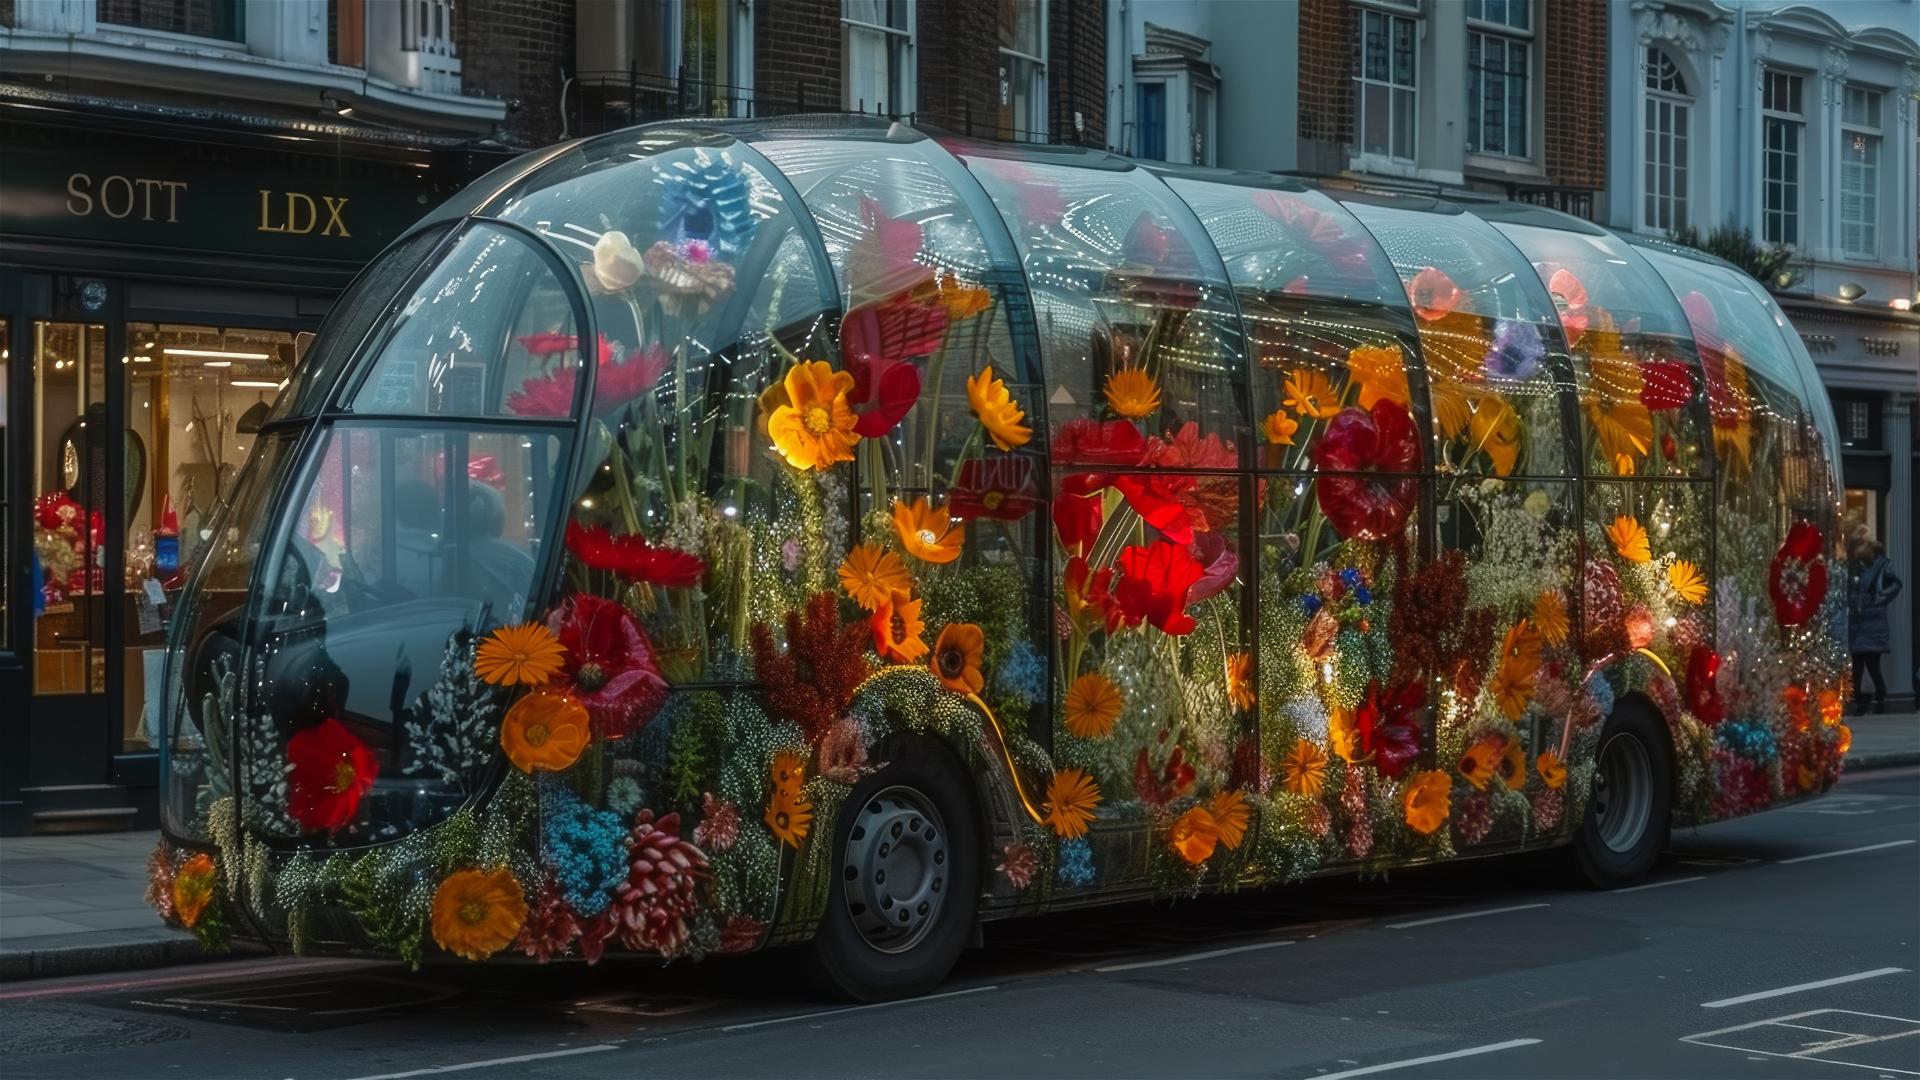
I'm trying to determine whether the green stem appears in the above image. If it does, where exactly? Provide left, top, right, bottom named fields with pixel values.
left=945, top=425, right=985, bottom=493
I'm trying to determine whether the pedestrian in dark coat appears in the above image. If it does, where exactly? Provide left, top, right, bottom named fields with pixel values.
left=1848, top=537, right=1902, bottom=714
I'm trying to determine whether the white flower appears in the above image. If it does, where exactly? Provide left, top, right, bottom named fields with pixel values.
left=589, top=230, right=644, bottom=292
left=1523, top=489, right=1552, bottom=517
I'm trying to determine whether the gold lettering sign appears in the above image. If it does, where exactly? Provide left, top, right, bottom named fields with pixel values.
left=65, top=173, right=187, bottom=222
left=257, top=189, right=352, bottom=238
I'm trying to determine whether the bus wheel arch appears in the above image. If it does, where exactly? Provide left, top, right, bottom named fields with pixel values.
left=1569, top=692, right=1674, bottom=888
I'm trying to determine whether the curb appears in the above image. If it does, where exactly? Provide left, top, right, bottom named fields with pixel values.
left=0, top=930, right=262, bottom=982
left=1847, top=751, right=1920, bottom=773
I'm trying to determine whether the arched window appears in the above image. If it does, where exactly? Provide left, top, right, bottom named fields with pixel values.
left=1643, top=47, right=1691, bottom=234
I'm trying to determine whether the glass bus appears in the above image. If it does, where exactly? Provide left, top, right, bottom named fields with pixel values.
left=148, top=120, right=1850, bottom=1000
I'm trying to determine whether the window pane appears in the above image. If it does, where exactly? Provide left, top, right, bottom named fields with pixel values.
left=1363, top=83, right=1388, bottom=156
left=1391, top=16, right=1414, bottom=86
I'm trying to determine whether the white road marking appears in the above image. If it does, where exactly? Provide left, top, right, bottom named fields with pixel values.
left=1095, top=939, right=1295, bottom=972
left=1778, top=839, right=1917, bottom=864
left=718, top=984, right=998, bottom=1031
left=1700, top=967, right=1910, bottom=1008
left=1612, top=875, right=1706, bottom=893
left=1384, top=903, right=1549, bottom=930
left=1310, top=1038, right=1542, bottom=1079
left=1681, top=1009, right=1920, bottom=1075
left=339, top=1044, right=622, bottom=1080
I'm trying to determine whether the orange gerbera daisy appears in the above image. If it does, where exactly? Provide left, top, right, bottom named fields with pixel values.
left=967, top=366, right=1032, bottom=451
left=1467, top=391, right=1523, bottom=477
left=1225, top=651, right=1256, bottom=711
left=1403, top=770, right=1451, bottom=835
left=930, top=271, right=993, bottom=319
left=1668, top=560, right=1708, bottom=604
left=1532, top=591, right=1570, bottom=647
left=1104, top=363, right=1161, bottom=418
left=769, top=360, right=860, bottom=470
left=1346, top=344, right=1410, bottom=409
left=1607, top=515, right=1651, bottom=563
left=838, top=542, right=911, bottom=611
left=1262, top=409, right=1299, bottom=446
left=1497, top=737, right=1526, bottom=789
left=1063, top=671, right=1123, bottom=739
left=1168, top=806, right=1220, bottom=865
left=1458, top=736, right=1503, bottom=790
left=1208, top=791, right=1250, bottom=849
left=500, top=688, right=591, bottom=773
left=430, top=867, right=528, bottom=962
left=765, top=751, right=813, bottom=848
left=1281, top=740, right=1328, bottom=797
left=870, top=590, right=929, bottom=663
left=930, top=623, right=985, bottom=694
left=1535, top=751, right=1567, bottom=790
left=1043, top=768, right=1101, bottom=839
left=475, top=622, right=567, bottom=687
left=892, top=497, right=963, bottom=564
left=1283, top=368, right=1342, bottom=419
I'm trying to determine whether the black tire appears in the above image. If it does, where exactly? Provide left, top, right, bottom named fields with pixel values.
left=1571, top=699, right=1673, bottom=887
left=813, top=737, right=982, bottom=1001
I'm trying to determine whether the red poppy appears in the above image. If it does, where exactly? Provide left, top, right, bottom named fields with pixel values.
left=1768, top=521, right=1829, bottom=627
left=1054, top=418, right=1151, bottom=467
left=1547, top=268, right=1590, bottom=346
left=1112, top=472, right=1199, bottom=544
left=566, top=522, right=705, bottom=587
left=1678, top=290, right=1719, bottom=350
left=1113, top=539, right=1203, bottom=636
left=1407, top=267, right=1464, bottom=323
left=507, top=338, right=671, bottom=418
left=1186, top=531, right=1239, bottom=605
left=1133, top=744, right=1196, bottom=806
left=1063, top=556, right=1125, bottom=635
left=546, top=593, right=670, bottom=739
left=287, top=717, right=378, bottom=832
left=1053, top=477, right=1105, bottom=558
left=1639, top=359, right=1694, bottom=412
left=951, top=456, right=1039, bottom=522
left=1150, top=422, right=1239, bottom=533
left=1353, top=679, right=1424, bottom=779
left=1312, top=400, right=1422, bottom=541
left=1686, top=645, right=1725, bottom=726
left=841, top=291, right=945, bottom=436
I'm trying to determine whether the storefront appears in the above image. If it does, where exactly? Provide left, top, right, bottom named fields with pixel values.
left=0, top=103, right=510, bottom=834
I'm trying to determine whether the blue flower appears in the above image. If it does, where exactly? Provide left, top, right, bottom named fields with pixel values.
left=1057, top=837, right=1096, bottom=888
left=1717, top=719, right=1778, bottom=763
left=1588, top=675, right=1615, bottom=718
left=1340, top=567, right=1362, bottom=589
left=1302, top=594, right=1323, bottom=615
left=1483, top=318, right=1545, bottom=381
left=1353, top=585, right=1373, bottom=607
left=655, top=153, right=759, bottom=257
left=995, top=640, right=1047, bottom=706
left=606, top=776, right=646, bottom=817
left=539, top=783, right=629, bottom=918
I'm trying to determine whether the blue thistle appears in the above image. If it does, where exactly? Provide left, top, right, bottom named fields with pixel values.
left=655, top=152, right=759, bottom=257
left=1588, top=676, right=1615, bottom=718
left=995, top=640, right=1047, bottom=706
left=1717, top=719, right=1778, bottom=763
left=539, top=783, right=628, bottom=918
left=1057, top=837, right=1096, bottom=887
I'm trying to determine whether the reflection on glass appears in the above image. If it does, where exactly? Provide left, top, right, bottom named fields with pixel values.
left=31, top=321, right=108, bottom=697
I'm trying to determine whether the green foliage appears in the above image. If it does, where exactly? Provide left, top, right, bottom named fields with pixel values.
left=665, top=692, right=728, bottom=809
left=1670, top=220, right=1801, bottom=291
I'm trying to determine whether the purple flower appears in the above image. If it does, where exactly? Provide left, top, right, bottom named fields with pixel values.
left=1483, top=318, right=1545, bottom=381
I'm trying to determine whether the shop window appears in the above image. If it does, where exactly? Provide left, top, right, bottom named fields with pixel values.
left=30, top=321, right=107, bottom=700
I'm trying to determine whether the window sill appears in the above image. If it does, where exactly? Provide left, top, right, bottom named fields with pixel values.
left=1464, top=152, right=1545, bottom=179
left=1346, top=153, right=1464, bottom=188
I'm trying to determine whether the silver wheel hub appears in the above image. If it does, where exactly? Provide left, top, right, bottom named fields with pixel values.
left=1593, top=733, right=1653, bottom=854
left=841, top=786, right=948, bottom=954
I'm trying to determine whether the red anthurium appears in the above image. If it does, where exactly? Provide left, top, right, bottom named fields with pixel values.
left=1686, top=645, right=1726, bottom=725
left=1053, top=476, right=1106, bottom=558
left=1353, top=679, right=1424, bottom=779
left=287, top=717, right=378, bottom=832
left=1113, top=539, right=1203, bottom=636
left=1639, top=358, right=1694, bottom=412
left=1547, top=268, right=1590, bottom=346
left=566, top=522, right=705, bottom=587
left=1054, top=418, right=1151, bottom=468
left=547, top=593, right=670, bottom=739
left=1312, top=400, right=1422, bottom=541
left=841, top=291, right=946, bottom=436
left=1768, top=521, right=1829, bottom=627
left=951, top=456, right=1039, bottom=522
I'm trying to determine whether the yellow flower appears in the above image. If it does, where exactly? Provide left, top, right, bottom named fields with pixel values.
left=1283, top=368, right=1342, bottom=419
left=1458, top=737, right=1503, bottom=790
left=1043, top=768, right=1101, bottom=839
left=930, top=271, right=993, bottom=320
left=765, top=751, right=813, bottom=848
left=475, top=623, right=567, bottom=687
left=1328, top=705, right=1359, bottom=763
left=1403, top=770, right=1451, bottom=835
left=430, top=867, right=527, bottom=962
left=1668, top=559, right=1708, bottom=604
left=769, top=360, right=860, bottom=470
left=967, top=366, right=1032, bottom=451
left=1835, top=723, right=1853, bottom=754
left=838, top=542, right=912, bottom=611
left=1532, top=591, right=1570, bottom=647
left=1584, top=398, right=1653, bottom=472
left=1281, top=740, right=1328, bottom=797
left=1467, top=391, right=1523, bottom=477
left=891, top=497, right=963, bottom=564
left=1063, top=672, right=1123, bottom=739
left=1346, top=344, right=1409, bottom=409
left=1491, top=620, right=1542, bottom=720
left=1103, top=363, right=1161, bottom=418
left=1168, top=806, right=1220, bottom=865
left=1607, top=515, right=1651, bottom=563
left=1208, top=791, right=1250, bottom=849
left=1226, top=651, right=1256, bottom=711
left=1536, top=751, right=1567, bottom=790
left=1262, top=409, right=1299, bottom=446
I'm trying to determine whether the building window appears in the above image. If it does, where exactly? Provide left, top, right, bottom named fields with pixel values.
left=1466, top=0, right=1531, bottom=158
left=1641, top=47, right=1690, bottom=234
left=1137, top=82, right=1167, bottom=160
left=1192, top=83, right=1216, bottom=166
left=843, top=0, right=915, bottom=116
left=1847, top=400, right=1872, bottom=444
left=1761, top=70, right=1804, bottom=247
left=1356, top=6, right=1417, bottom=161
left=998, top=0, right=1047, bottom=139
left=1840, top=85, right=1882, bottom=260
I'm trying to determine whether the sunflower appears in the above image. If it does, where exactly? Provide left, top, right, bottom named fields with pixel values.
left=1283, top=368, right=1342, bottom=419
left=1532, top=591, right=1570, bottom=647
left=765, top=751, right=813, bottom=848
left=769, top=360, right=861, bottom=470
left=1667, top=559, right=1708, bottom=604
left=1063, top=672, right=1123, bottom=739
left=172, top=852, right=217, bottom=930
left=1168, top=806, right=1220, bottom=865
left=475, top=622, right=567, bottom=687
left=1346, top=344, right=1409, bottom=409
left=1281, top=740, right=1328, bottom=797
left=870, top=590, right=928, bottom=663
left=1043, top=768, right=1101, bottom=839
left=1606, top=515, right=1651, bottom=563
left=930, top=623, right=985, bottom=695
left=499, top=688, right=591, bottom=773
left=967, top=366, right=1032, bottom=451
left=1262, top=409, right=1299, bottom=446
left=1103, top=363, right=1161, bottom=418
left=1225, top=651, right=1256, bottom=711
left=430, top=867, right=528, bottom=961
left=838, top=542, right=911, bottom=611
left=1458, top=737, right=1503, bottom=790
left=1208, top=791, right=1250, bottom=849
left=892, top=497, right=963, bottom=564
left=1403, top=770, right=1451, bottom=836
left=1535, top=751, right=1567, bottom=790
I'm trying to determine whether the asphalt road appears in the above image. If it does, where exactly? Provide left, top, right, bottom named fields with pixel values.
left=4, top=768, right=1917, bottom=1080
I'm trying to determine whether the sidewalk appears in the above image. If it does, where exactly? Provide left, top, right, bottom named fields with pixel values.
left=2, top=713, right=1914, bottom=982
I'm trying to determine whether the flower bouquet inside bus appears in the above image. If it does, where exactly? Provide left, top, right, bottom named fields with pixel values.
left=147, top=126, right=1850, bottom=999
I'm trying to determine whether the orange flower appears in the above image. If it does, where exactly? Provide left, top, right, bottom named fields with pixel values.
left=1226, top=651, right=1256, bottom=711
left=1818, top=688, right=1845, bottom=727
left=1458, top=737, right=1503, bottom=790
left=1328, top=706, right=1359, bottom=763
left=1208, top=791, right=1250, bottom=849
left=1403, top=770, right=1451, bottom=835
left=930, top=623, right=985, bottom=694
left=1281, top=740, right=1328, bottom=797
left=1043, top=768, right=1101, bottom=839
left=769, top=360, right=861, bottom=470
left=500, top=688, right=591, bottom=773
left=1346, top=344, right=1410, bottom=409
left=1585, top=397, right=1653, bottom=472
left=1834, top=724, right=1853, bottom=754
left=967, top=366, right=1032, bottom=451
left=1467, top=391, right=1523, bottom=477
left=1262, top=409, right=1299, bottom=446
left=1533, top=591, right=1570, bottom=647
left=1283, top=368, right=1342, bottom=419
left=1668, top=560, right=1708, bottom=604
left=1407, top=266, right=1464, bottom=322
left=765, top=751, right=813, bottom=848
left=1536, top=751, right=1567, bottom=789
left=930, top=271, right=992, bottom=319
left=430, top=867, right=528, bottom=962
left=1607, top=515, right=1651, bottom=563
left=891, top=497, right=963, bottom=564
left=1783, top=685, right=1811, bottom=731
left=475, top=622, right=567, bottom=687
left=1491, top=621, right=1542, bottom=719
left=838, top=542, right=911, bottom=611
left=1498, top=737, right=1527, bottom=789
left=1104, top=363, right=1161, bottom=418
left=1063, top=672, right=1123, bottom=739
left=870, top=590, right=928, bottom=663
left=172, top=852, right=217, bottom=930
left=1168, top=806, right=1220, bottom=865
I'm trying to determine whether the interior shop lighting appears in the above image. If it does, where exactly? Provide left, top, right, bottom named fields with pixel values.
left=231, top=380, right=283, bottom=389
left=163, top=347, right=273, bottom=361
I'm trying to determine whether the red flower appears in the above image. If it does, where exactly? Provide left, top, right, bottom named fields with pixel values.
left=1547, top=268, right=1590, bottom=346
left=950, top=456, right=1039, bottom=522
left=1186, top=531, right=1239, bottom=605
left=1353, top=679, right=1424, bottom=779
left=1407, top=266, right=1464, bottom=322
left=287, top=718, right=378, bottom=832
left=1053, top=475, right=1106, bottom=558
left=1312, top=400, right=1422, bottom=541
left=841, top=291, right=946, bottom=436
left=1063, top=556, right=1125, bottom=635
left=1113, top=539, right=1203, bottom=636
left=566, top=522, right=705, bottom=587
left=1686, top=646, right=1726, bottom=725
left=1768, top=521, right=1829, bottom=627
left=1133, top=744, right=1196, bottom=806
left=1251, top=190, right=1372, bottom=281
left=1054, top=418, right=1151, bottom=467
left=847, top=196, right=934, bottom=299
left=1639, top=359, right=1694, bottom=412
left=1150, top=422, right=1239, bottom=533
left=547, top=593, right=669, bottom=738
left=507, top=336, right=670, bottom=418
left=1113, top=472, right=1199, bottom=544
left=1054, top=420, right=1197, bottom=543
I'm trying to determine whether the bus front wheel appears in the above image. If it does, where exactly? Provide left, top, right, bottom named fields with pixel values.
left=813, top=737, right=982, bottom=1001
left=1571, top=700, right=1672, bottom=887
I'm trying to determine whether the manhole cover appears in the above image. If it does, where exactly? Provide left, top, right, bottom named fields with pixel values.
left=0, top=1002, right=188, bottom=1056
left=113, top=974, right=460, bottom=1033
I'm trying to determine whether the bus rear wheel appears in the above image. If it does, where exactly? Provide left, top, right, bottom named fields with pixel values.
left=1571, top=701, right=1672, bottom=887
left=813, top=738, right=981, bottom=1001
